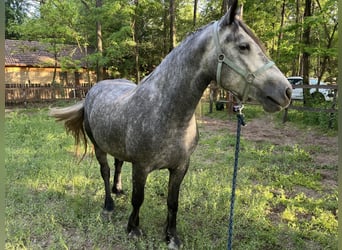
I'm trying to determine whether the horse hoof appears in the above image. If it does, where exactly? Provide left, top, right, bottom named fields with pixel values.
left=101, top=209, right=113, bottom=222
left=113, top=189, right=125, bottom=196
left=167, top=237, right=182, bottom=250
left=128, top=228, right=143, bottom=239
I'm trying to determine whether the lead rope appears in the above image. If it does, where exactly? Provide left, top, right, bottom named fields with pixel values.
left=227, top=104, right=246, bottom=250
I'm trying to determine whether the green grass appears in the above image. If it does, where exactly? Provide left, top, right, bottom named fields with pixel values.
left=5, top=104, right=337, bottom=249
left=275, top=100, right=338, bottom=133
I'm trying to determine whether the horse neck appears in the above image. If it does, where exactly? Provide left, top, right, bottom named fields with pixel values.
left=140, top=28, right=213, bottom=121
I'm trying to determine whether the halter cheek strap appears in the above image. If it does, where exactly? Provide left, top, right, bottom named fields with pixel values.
left=213, top=21, right=275, bottom=103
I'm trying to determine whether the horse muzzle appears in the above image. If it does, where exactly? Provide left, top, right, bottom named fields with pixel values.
left=258, top=82, right=292, bottom=113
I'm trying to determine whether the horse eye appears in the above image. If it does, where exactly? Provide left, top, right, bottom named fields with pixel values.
left=239, top=43, right=250, bottom=51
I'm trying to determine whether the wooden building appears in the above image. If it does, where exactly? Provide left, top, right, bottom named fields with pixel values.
left=5, top=39, right=96, bottom=86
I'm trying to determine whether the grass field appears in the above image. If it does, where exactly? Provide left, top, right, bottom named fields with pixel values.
left=5, top=103, right=337, bottom=249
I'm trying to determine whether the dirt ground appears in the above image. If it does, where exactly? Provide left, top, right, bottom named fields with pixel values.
left=200, top=114, right=338, bottom=166
left=199, top=114, right=338, bottom=193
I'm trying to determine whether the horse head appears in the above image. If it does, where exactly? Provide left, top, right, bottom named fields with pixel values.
left=210, top=0, right=292, bottom=112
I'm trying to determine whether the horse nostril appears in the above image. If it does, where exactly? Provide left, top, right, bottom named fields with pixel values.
left=285, top=87, right=292, bottom=99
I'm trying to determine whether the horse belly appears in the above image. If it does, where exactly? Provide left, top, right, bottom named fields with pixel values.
left=124, top=117, right=199, bottom=169
left=84, top=80, right=136, bottom=160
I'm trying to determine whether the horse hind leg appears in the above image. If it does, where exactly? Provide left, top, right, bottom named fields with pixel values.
left=112, top=158, right=124, bottom=195
left=94, top=146, right=114, bottom=219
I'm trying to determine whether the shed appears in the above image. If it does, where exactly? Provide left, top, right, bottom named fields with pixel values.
left=5, top=39, right=96, bottom=86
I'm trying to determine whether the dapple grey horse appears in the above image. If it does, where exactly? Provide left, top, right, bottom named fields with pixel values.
left=50, top=1, right=292, bottom=248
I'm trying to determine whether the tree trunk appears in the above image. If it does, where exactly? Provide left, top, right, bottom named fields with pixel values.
left=84, top=45, right=91, bottom=84
left=96, top=0, right=104, bottom=81
left=302, top=0, right=312, bottom=105
left=277, top=0, right=286, bottom=60
left=292, top=0, right=301, bottom=76
left=163, top=0, right=168, bottom=56
left=193, top=0, right=197, bottom=27
left=133, top=0, right=140, bottom=83
left=52, top=52, right=57, bottom=84
left=51, top=42, right=58, bottom=84
left=169, top=0, right=176, bottom=51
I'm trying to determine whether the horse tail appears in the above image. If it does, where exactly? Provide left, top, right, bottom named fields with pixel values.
left=49, top=101, right=88, bottom=161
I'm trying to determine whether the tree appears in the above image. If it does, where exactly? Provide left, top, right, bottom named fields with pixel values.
left=311, top=0, right=338, bottom=82
left=276, top=0, right=286, bottom=60
left=10, top=0, right=337, bottom=85
left=14, top=0, right=89, bottom=83
left=133, top=0, right=140, bottom=83
left=96, top=0, right=104, bottom=81
left=243, top=0, right=337, bottom=80
left=302, top=0, right=312, bottom=104
left=169, top=0, right=176, bottom=51
left=5, top=0, right=36, bottom=39
left=193, top=0, right=198, bottom=27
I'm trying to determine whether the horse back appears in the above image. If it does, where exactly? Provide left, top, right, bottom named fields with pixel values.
left=87, top=79, right=136, bottom=101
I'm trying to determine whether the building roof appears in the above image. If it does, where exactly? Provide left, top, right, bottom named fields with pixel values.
left=5, top=39, right=93, bottom=68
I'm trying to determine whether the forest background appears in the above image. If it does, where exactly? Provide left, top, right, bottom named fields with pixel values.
left=5, top=0, right=338, bottom=86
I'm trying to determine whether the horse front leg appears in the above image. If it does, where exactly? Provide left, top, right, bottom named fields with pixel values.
left=165, top=160, right=189, bottom=250
left=112, top=158, right=124, bottom=195
left=127, top=165, right=148, bottom=238
left=94, top=147, right=114, bottom=217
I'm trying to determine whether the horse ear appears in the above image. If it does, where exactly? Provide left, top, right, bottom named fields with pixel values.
left=222, top=0, right=239, bottom=26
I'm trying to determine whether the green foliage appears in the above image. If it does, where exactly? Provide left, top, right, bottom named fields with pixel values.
left=5, top=104, right=337, bottom=249
left=5, top=0, right=35, bottom=39
left=7, top=0, right=337, bottom=81
left=243, top=0, right=337, bottom=78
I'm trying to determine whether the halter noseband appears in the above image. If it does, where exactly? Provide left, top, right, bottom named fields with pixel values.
left=213, top=21, right=275, bottom=103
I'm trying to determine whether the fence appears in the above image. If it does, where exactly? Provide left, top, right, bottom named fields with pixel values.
left=208, top=84, right=338, bottom=127
left=282, top=84, right=338, bottom=128
left=5, top=83, right=339, bottom=121
left=5, top=83, right=93, bottom=105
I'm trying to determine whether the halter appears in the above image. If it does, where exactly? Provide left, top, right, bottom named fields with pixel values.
left=213, top=21, right=275, bottom=104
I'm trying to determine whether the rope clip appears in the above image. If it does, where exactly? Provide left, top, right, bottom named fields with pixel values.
left=233, top=104, right=244, bottom=114
left=233, top=104, right=246, bottom=126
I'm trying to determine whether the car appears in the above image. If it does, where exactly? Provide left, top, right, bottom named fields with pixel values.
left=287, top=76, right=334, bottom=101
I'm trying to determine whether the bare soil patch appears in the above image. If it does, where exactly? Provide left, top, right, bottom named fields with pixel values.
left=199, top=114, right=338, bottom=167
left=199, top=114, right=338, bottom=193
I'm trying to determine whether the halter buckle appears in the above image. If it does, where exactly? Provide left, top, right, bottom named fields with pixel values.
left=245, top=73, right=255, bottom=83
left=218, top=54, right=225, bottom=62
